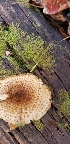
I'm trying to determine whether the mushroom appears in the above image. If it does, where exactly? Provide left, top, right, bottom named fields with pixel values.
left=0, top=73, right=51, bottom=130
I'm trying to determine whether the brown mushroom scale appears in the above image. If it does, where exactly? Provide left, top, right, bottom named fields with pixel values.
left=0, top=73, right=51, bottom=129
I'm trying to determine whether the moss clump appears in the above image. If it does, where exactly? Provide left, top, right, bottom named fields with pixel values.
left=33, top=120, right=45, bottom=132
left=2, top=23, right=21, bottom=48
left=0, top=23, right=55, bottom=78
left=20, top=33, right=55, bottom=72
left=0, top=66, right=14, bottom=79
left=0, top=24, right=24, bottom=78
left=58, top=122, right=70, bottom=134
left=58, top=89, right=70, bottom=117
left=0, top=26, right=6, bottom=58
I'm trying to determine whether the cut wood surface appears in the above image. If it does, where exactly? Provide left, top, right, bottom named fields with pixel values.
left=0, top=0, right=70, bottom=144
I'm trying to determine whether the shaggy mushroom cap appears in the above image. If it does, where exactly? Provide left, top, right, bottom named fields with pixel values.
left=0, top=73, right=51, bottom=129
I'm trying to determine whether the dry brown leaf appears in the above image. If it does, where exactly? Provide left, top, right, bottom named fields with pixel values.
left=29, top=0, right=69, bottom=14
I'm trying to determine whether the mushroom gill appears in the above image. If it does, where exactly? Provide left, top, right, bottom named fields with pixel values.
left=0, top=73, right=52, bottom=130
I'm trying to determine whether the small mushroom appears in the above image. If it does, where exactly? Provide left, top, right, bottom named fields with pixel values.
left=0, top=73, right=51, bottom=130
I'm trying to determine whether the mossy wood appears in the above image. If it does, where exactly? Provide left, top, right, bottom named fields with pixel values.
left=0, top=23, right=55, bottom=76
left=0, top=0, right=70, bottom=144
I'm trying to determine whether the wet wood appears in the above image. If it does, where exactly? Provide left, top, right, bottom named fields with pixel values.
left=0, top=0, right=70, bottom=144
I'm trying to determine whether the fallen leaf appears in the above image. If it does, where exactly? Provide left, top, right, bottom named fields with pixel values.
left=29, top=0, right=69, bottom=14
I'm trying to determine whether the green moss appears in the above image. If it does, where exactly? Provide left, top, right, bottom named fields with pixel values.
left=33, top=120, right=45, bottom=132
left=20, top=33, right=55, bottom=72
left=0, top=24, right=23, bottom=78
left=0, top=23, right=55, bottom=78
left=15, top=0, right=29, bottom=7
left=0, top=58, right=17, bottom=79
left=16, top=122, right=25, bottom=127
left=4, top=23, right=55, bottom=72
left=0, top=26, right=6, bottom=58
left=58, top=122, right=70, bottom=134
left=8, top=56, right=20, bottom=72
left=58, top=89, right=70, bottom=117
left=0, top=67, right=13, bottom=79
left=2, top=23, right=21, bottom=47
